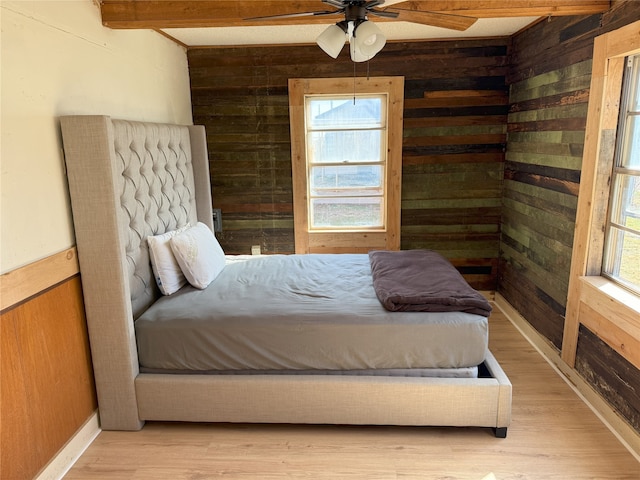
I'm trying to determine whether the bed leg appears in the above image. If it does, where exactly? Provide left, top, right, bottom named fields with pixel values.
left=494, top=427, right=507, bottom=438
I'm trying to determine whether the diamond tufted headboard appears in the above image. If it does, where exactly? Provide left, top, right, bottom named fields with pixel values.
left=112, top=120, right=199, bottom=317
left=60, top=115, right=213, bottom=429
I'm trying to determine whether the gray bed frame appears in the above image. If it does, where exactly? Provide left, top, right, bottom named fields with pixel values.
left=60, top=115, right=512, bottom=437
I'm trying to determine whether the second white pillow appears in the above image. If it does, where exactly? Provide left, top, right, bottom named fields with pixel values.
left=170, top=222, right=226, bottom=289
left=147, top=224, right=191, bottom=295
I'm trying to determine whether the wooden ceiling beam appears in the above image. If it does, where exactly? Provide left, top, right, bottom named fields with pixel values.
left=387, top=0, right=611, bottom=18
left=101, top=1, right=333, bottom=28
left=100, top=1, right=612, bottom=29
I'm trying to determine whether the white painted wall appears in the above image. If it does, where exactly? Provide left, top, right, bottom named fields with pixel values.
left=0, top=0, right=193, bottom=273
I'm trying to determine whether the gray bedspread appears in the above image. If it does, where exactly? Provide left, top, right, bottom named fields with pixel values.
left=135, top=254, right=489, bottom=372
left=369, top=250, right=492, bottom=317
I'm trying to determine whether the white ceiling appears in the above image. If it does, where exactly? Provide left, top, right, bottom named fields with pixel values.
left=162, top=17, right=540, bottom=47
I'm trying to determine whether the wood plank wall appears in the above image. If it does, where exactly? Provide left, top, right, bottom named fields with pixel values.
left=503, top=0, right=640, bottom=431
left=189, top=39, right=509, bottom=290
left=1, top=268, right=97, bottom=480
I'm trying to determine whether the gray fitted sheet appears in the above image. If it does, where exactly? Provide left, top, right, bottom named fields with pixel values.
left=135, top=254, right=489, bottom=372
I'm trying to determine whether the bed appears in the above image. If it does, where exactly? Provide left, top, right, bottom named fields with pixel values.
left=60, top=115, right=511, bottom=437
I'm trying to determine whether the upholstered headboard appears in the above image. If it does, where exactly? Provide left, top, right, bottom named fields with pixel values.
left=60, top=116, right=212, bottom=429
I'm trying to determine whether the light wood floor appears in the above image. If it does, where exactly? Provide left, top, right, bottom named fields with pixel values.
left=64, top=309, right=640, bottom=479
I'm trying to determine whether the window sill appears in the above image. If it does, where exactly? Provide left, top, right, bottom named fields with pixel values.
left=579, top=276, right=640, bottom=337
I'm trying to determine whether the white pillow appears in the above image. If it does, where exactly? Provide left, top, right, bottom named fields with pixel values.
left=170, top=222, right=226, bottom=289
left=147, top=224, right=191, bottom=295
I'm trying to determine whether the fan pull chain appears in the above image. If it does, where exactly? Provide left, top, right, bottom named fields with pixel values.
left=353, top=61, right=356, bottom=104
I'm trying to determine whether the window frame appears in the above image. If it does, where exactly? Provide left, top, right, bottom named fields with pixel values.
left=602, top=54, right=640, bottom=294
left=288, top=77, right=404, bottom=254
left=563, top=20, right=640, bottom=371
left=305, top=93, right=388, bottom=231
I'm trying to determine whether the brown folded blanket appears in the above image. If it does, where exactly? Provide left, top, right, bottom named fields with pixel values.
left=368, top=250, right=492, bottom=317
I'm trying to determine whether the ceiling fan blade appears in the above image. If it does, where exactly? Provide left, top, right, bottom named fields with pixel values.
left=368, top=9, right=399, bottom=19
left=384, top=8, right=477, bottom=31
left=379, top=0, right=410, bottom=6
left=246, top=10, right=342, bottom=22
left=322, top=0, right=347, bottom=8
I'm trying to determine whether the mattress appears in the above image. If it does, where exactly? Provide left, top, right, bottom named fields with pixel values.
left=135, top=254, right=489, bottom=372
left=138, top=366, right=480, bottom=378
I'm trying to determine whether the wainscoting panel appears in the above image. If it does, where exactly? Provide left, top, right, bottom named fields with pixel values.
left=1, top=270, right=97, bottom=480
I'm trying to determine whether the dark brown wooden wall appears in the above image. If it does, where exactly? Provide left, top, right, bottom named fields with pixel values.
left=189, top=39, right=509, bottom=290
left=503, top=1, right=640, bottom=430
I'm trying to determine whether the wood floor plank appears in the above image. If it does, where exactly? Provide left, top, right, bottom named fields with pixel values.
left=64, top=309, right=640, bottom=479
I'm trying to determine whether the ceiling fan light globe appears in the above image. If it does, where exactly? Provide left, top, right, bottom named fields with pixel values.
left=349, top=40, right=369, bottom=63
left=354, top=21, right=385, bottom=57
left=316, top=24, right=347, bottom=58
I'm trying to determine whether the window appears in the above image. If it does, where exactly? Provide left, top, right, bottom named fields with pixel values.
left=288, top=77, right=404, bottom=254
left=563, top=20, right=640, bottom=369
left=603, top=54, right=640, bottom=294
left=306, top=94, right=387, bottom=230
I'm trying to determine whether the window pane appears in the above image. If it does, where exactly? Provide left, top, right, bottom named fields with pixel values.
left=620, top=115, right=640, bottom=170
left=310, top=165, right=383, bottom=196
left=307, top=97, right=383, bottom=129
left=610, top=174, right=640, bottom=228
left=604, top=227, right=640, bottom=291
left=311, top=197, right=383, bottom=228
left=629, top=55, right=640, bottom=111
left=308, top=130, right=383, bottom=164
left=603, top=53, right=640, bottom=293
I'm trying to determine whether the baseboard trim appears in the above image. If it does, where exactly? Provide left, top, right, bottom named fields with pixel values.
left=494, top=293, right=640, bottom=462
left=34, top=411, right=101, bottom=480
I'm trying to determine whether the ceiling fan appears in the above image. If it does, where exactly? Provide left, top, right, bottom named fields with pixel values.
left=247, top=1, right=478, bottom=62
